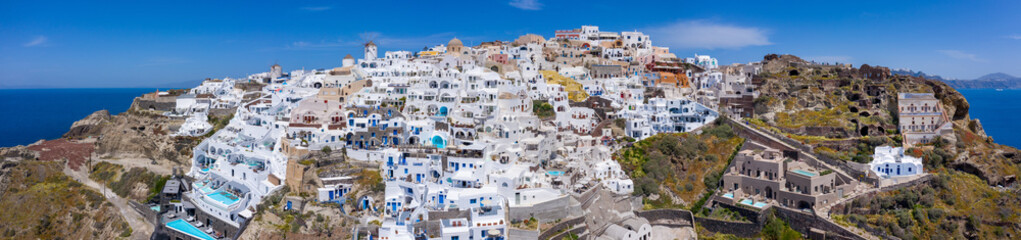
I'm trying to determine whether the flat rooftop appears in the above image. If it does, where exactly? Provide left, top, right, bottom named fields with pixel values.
left=898, top=93, right=936, bottom=100
left=162, top=179, right=181, bottom=194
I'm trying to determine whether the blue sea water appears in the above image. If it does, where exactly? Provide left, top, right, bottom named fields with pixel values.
left=0, top=88, right=155, bottom=147
left=956, top=89, right=1021, bottom=148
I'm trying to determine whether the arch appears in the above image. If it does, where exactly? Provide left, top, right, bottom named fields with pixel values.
left=797, top=200, right=812, bottom=210
left=431, top=135, right=446, bottom=149
left=313, top=82, right=323, bottom=88
left=437, top=106, right=448, bottom=117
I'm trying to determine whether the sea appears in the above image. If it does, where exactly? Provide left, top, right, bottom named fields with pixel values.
left=0, top=88, right=1019, bottom=149
left=957, top=89, right=1021, bottom=148
left=0, top=88, right=156, bottom=147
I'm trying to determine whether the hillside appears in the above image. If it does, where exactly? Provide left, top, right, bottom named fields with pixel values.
left=0, top=159, right=132, bottom=239
left=751, top=54, right=1021, bottom=238
left=614, top=120, right=744, bottom=210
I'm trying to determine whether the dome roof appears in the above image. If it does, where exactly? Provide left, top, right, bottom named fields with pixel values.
left=448, top=37, right=463, bottom=47
left=344, top=54, right=354, bottom=59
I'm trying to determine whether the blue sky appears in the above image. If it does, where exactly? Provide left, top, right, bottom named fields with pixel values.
left=2, top=0, right=1019, bottom=88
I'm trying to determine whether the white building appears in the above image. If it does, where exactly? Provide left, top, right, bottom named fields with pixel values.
left=869, top=146, right=923, bottom=178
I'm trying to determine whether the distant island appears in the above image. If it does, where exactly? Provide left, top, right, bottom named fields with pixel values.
left=893, top=69, right=1021, bottom=89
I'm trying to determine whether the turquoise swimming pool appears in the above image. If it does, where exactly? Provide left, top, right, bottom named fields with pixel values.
left=166, top=219, right=216, bottom=240
left=547, top=170, right=564, bottom=176
left=198, top=186, right=214, bottom=194
left=722, top=193, right=734, bottom=199
left=792, top=169, right=817, bottom=177
left=753, top=202, right=768, bottom=208
left=207, top=190, right=240, bottom=206
left=740, top=199, right=753, bottom=205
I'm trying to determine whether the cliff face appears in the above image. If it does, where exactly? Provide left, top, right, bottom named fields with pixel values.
left=62, top=109, right=193, bottom=166
left=63, top=109, right=111, bottom=139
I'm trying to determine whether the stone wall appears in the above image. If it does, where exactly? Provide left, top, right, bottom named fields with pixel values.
left=635, top=209, right=694, bottom=227
left=194, top=205, right=241, bottom=238
left=508, top=195, right=570, bottom=223
left=508, top=228, right=539, bottom=240
left=132, top=97, right=177, bottom=112
left=879, top=174, right=931, bottom=192
left=773, top=206, right=866, bottom=240
left=208, top=107, right=237, bottom=117
left=546, top=225, right=586, bottom=240
left=694, top=217, right=762, bottom=238
left=537, top=216, right=585, bottom=240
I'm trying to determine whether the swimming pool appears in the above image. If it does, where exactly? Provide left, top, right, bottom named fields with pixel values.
left=197, top=186, right=214, bottom=194
left=547, top=170, right=564, bottom=176
left=792, top=169, right=817, bottom=177
left=207, top=190, right=240, bottom=206
left=166, top=219, right=216, bottom=240
left=722, top=193, right=734, bottom=199
left=739, top=199, right=753, bottom=205
left=753, top=202, right=768, bottom=208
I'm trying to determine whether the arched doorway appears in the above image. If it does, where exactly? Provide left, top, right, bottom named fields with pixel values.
left=765, top=187, right=774, bottom=199
left=437, top=106, right=448, bottom=116
left=797, top=200, right=812, bottom=210
left=431, top=136, right=446, bottom=149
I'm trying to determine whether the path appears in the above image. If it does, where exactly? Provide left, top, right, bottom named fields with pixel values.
left=63, top=166, right=154, bottom=240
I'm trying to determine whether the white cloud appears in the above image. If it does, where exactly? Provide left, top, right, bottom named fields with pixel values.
left=937, top=50, right=984, bottom=62
left=806, top=56, right=852, bottom=64
left=509, top=0, right=542, bottom=10
left=645, top=20, right=771, bottom=49
left=300, top=6, right=332, bottom=11
left=23, top=36, right=47, bottom=47
left=1007, top=34, right=1021, bottom=40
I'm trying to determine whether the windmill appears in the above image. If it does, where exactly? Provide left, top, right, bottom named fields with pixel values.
left=359, top=32, right=379, bottom=60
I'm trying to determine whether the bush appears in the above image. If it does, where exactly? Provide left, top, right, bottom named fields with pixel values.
left=704, top=123, right=735, bottom=139
left=927, top=208, right=944, bottom=221
left=684, top=183, right=694, bottom=192
left=321, top=146, right=332, bottom=155
left=762, top=213, right=802, bottom=240
left=895, top=210, right=914, bottom=228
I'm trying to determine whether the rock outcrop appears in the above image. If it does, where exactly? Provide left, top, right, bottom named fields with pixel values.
left=63, top=110, right=111, bottom=139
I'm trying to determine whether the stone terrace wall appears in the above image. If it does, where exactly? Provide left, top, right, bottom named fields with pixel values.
left=636, top=209, right=694, bottom=227
left=537, top=216, right=585, bottom=240
left=208, top=107, right=237, bottom=117
left=694, top=217, right=762, bottom=238
left=509, top=195, right=570, bottom=223
left=132, top=97, right=176, bottom=111
left=508, top=228, right=539, bottom=240
left=774, top=206, right=867, bottom=240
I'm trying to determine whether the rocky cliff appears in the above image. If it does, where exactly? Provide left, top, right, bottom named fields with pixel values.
left=752, top=54, right=1017, bottom=186
left=63, top=110, right=192, bottom=166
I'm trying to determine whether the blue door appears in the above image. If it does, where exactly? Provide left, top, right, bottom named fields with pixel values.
left=286, top=201, right=292, bottom=210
